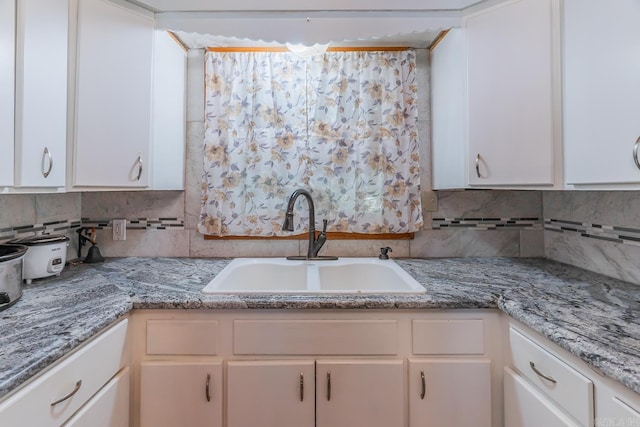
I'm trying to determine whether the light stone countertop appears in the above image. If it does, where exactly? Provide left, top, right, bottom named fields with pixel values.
left=0, top=257, right=638, bottom=400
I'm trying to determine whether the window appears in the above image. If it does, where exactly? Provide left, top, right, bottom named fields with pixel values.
left=199, top=49, right=423, bottom=237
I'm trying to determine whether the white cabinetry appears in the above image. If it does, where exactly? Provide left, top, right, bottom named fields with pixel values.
left=409, top=359, right=492, bottom=426
left=0, top=0, right=15, bottom=189
left=467, top=0, right=558, bottom=187
left=563, top=0, right=640, bottom=187
left=316, top=359, right=404, bottom=427
left=504, top=367, right=579, bottom=427
left=151, top=30, right=186, bottom=191
left=74, top=0, right=153, bottom=188
left=0, top=319, right=129, bottom=427
left=140, top=362, right=222, bottom=427
left=133, top=310, right=501, bottom=427
left=431, top=0, right=561, bottom=189
left=14, top=0, right=68, bottom=189
left=226, top=360, right=315, bottom=427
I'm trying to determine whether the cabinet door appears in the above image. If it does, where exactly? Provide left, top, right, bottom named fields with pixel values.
left=0, top=0, right=15, bottom=188
left=226, top=360, right=315, bottom=427
left=408, top=358, right=491, bottom=427
left=140, top=361, right=222, bottom=427
left=466, top=0, right=556, bottom=186
left=62, top=367, right=129, bottom=427
left=74, top=0, right=152, bottom=188
left=504, top=367, right=580, bottom=427
left=14, top=0, right=67, bottom=188
left=431, top=28, right=467, bottom=190
left=316, top=359, right=404, bottom=427
left=151, top=30, right=186, bottom=190
left=563, top=0, right=640, bottom=185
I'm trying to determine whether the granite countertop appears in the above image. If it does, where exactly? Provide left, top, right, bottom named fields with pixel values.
left=0, top=257, right=639, bottom=400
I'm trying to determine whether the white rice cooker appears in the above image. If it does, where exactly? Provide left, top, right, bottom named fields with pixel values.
left=9, top=235, right=69, bottom=284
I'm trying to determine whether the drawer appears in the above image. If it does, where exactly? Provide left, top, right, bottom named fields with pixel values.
left=412, top=319, right=484, bottom=355
left=63, top=367, right=129, bottom=427
left=147, top=320, right=218, bottom=355
left=234, top=320, right=397, bottom=355
left=509, top=327, right=593, bottom=426
left=0, top=319, right=128, bottom=427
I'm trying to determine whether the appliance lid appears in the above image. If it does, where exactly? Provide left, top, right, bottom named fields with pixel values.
left=9, top=235, right=70, bottom=246
left=0, top=244, right=28, bottom=262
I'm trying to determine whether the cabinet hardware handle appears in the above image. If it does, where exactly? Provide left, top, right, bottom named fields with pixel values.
left=135, top=155, right=143, bottom=181
left=420, top=370, right=426, bottom=400
left=327, top=371, right=331, bottom=401
left=51, top=380, right=82, bottom=406
left=529, top=361, right=557, bottom=384
left=300, top=373, right=304, bottom=402
left=633, top=137, right=640, bottom=170
left=475, top=154, right=481, bottom=178
left=42, top=147, right=53, bottom=178
left=205, top=373, right=211, bottom=402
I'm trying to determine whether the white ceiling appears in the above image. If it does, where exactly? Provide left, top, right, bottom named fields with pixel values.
left=128, top=0, right=489, bottom=13
left=124, top=0, right=496, bottom=48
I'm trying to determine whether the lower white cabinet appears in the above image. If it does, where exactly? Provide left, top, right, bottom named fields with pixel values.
left=140, top=361, right=222, bottom=427
left=316, top=359, right=404, bottom=427
left=504, top=367, right=579, bottom=427
left=408, top=359, right=492, bottom=427
left=63, top=367, right=130, bottom=427
left=0, top=319, right=129, bottom=427
left=226, top=360, right=315, bottom=427
left=133, top=310, right=500, bottom=427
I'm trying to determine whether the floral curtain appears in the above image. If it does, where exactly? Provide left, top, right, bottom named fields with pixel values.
left=198, top=50, right=423, bottom=236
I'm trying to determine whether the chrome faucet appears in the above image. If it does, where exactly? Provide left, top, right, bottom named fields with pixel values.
left=282, top=189, right=337, bottom=260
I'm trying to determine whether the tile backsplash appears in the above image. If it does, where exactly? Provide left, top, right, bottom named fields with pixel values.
left=544, top=191, right=640, bottom=285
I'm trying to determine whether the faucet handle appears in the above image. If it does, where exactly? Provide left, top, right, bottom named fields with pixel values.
left=322, top=219, right=328, bottom=233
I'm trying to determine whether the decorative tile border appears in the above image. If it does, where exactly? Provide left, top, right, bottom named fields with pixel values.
left=433, top=217, right=542, bottom=230
left=0, top=218, right=184, bottom=242
left=0, top=219, right=82, bottom=241
left=545, top=219, right=640, bottom=247
left=81, top=218, right=185, bottom=231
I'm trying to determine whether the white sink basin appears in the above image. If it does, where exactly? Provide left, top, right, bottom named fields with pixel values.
left=202, top=258, right=426, bottom=294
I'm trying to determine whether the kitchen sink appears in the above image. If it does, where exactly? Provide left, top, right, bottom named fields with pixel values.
left=201, top=258, right=426, bottom=294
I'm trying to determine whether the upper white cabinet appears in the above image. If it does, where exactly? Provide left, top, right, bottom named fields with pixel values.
left=431, top=0, right=562, bottom=189
left=466, top=0, right=558, bottom=187
left=74, top=0, right=153, bottom=188
left=151, top=30, right=186, bottom=190
left=0, top=0, right=15, bottom=189
left=563, top=0, right=640, bottom=187
left=14, top=0, right=68, bottom=189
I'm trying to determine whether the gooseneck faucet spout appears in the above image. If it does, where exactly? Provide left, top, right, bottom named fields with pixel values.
left=282, top=189, right=337, bottom=260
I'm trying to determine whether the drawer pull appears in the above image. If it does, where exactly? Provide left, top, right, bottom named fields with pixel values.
left=327, top=371, right=331, bottom=401
left=420, top=370, right=426, bottom=400
left=300, top=373, right=304, bottom=402
left=205, top=374, right=211, bottom=402
left=529, top=361, right=557, bottom=384
left=51, top=380, right=82, bottom=406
